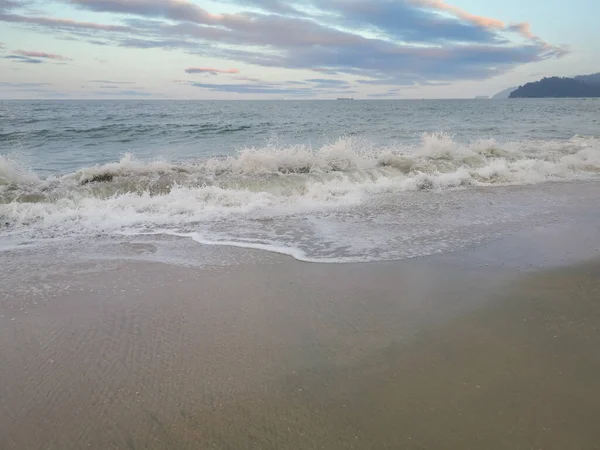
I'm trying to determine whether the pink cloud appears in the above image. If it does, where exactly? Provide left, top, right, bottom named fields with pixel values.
left=413, top=0, right=505, bottom=29
left=413, top=0, right=544, bottom=43
left=15, top=50, right=71, bottom=60
left=185, top=67, right=240, bottom=74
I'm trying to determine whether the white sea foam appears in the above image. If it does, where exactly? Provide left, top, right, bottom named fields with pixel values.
left=0, top=155, right=39, bottom=185
left=1, top=134, right=599, bottom=262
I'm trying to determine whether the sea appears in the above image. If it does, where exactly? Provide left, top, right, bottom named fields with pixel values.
left=1, top=99, right=600, bottom=265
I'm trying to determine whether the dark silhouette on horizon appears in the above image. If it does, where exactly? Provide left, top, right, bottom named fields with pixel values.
left=510, top=75, right=600, bottom=98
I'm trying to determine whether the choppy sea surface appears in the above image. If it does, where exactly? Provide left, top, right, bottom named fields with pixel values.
left=1, top=99, right=599, bottom=263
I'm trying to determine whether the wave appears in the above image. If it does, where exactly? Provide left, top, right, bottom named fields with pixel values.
left=1, top=123, right=255, bottom=143
left=1, top=133, right=600, bottom=235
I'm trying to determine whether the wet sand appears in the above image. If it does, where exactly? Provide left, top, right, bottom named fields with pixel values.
left=1, top=246, right=600, bottom=449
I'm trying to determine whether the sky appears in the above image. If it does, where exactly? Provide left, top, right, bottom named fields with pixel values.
left=0, top=0, right=598, bottom=99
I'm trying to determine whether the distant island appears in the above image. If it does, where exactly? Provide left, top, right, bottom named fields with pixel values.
left=509, top=74, right=600, bottom=98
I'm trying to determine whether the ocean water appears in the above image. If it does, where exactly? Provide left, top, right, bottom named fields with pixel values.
left=1, top=99, right=600, bottom=263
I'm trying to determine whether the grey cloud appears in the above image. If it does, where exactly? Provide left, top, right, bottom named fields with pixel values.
left=0, top=80, right=66, bottom=96
left=367, top=92, right=399, bottom=98
left=1, top=0, right=566, bottom=87
left=221, top=0, right=502, bottom=44
left=4, top=54, right=43, bottom=63
left=0, top=81, right=52, bottom=87
left=89, top=80, right=135, bottom=84
left=231, top=77, right=308, bottom=85
left=0, top=88, right=58, bottom=94
left=366, top=87, right=414, bottom=97
left=0, top=10, right=131, bottom=31
left=306, top=78, right=349, bottom=85
left=329, top=0, right=502, bottom=44
left=234, top=76, right=265, bottom=83
left=356, top=76, right=452, bottom=86
left=93, top=89, right=153, bottom=96
left=222, top=0, right=304, bottom=15
left=0, top=0, right=20, bottom=11
left=118, top=37, right=200, bottom=49
left=66, top=0, right=491, bottom=48
left=264, top=40, right=557, bottom=82
left=88, top=39, right=111, bottom=46
left=183, top=81, right=315, bottom=96
left=357, top=78, right=418, bottom=86
left=185, top=67, right=239, bottom=74
left=180, top=79, right=357, bottom=97
left=68, top=0, right=217, bottom=24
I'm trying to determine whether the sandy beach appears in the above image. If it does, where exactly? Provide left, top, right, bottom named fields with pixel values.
left=1, top=222, right=600, bottom=450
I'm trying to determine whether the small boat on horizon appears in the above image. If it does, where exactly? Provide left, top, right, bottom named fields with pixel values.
left=336, top=97, right=354, bottom=100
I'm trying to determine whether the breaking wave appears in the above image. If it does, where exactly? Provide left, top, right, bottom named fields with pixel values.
left=1, top=133, right=600, bottom=238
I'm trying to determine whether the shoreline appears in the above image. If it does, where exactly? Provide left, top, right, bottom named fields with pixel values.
left=1, top=221, right=600, bottom=449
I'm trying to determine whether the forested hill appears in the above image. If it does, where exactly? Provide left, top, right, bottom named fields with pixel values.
left=510, top=76, right=600, bottom=98
left=574, top=73, right=600, bottom=87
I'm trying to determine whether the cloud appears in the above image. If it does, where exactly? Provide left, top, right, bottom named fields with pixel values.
left=15, top=50, right=71, bottom=60
left=0, top=81, right=53, bottom=87
left=67, top=0, right=221, bottom=24
left=118, top=37, right=200, bottom=49
left=0, top=10, right=131, bottom=32
left=0, top=81, right=62, bottom=96
left=63, top=0, right=501, bottom=46
left=179, top=78, right=357, bottom=96
left=306, top=78, right=349, bottom=86
left=412, top=0, right=549, bottom=44
left=234, top=75, right=264, bottom=82
left=0, top=0, right=19, bottom=11
left=89, top=79, right=135, bottom=84
left=221, top=0, right=304, bottom=15
left=309, top=0, right=502, bottom=45
left=4, top=48, right=71, bottom=64
left=507, top=22, right=534, bottom=39
left=88, top=39, right=111, bottom=46
left=4, top=54, right=43, bottom=63
left=179, top=80, right=314, bottom=96
left=357, top=77, right=451, bottom=86
left=185, top=67, right=240, bottom=75
left=93, top=89, right=153, bottom=96
left=367, top=86, right=422, bottom=97
left=412, top=0, right=504, bottom=30
left=367, top=92, right=399, bottom=98
left=0, top=0, right=566, bottom=88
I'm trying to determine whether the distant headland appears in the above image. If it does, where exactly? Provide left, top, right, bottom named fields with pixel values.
left=503, top=73, right=600, bottom=98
